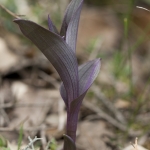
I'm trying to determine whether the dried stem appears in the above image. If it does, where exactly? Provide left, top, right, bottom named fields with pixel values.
left=0, top=4, right=20, bottom=19
left=24, top=136, right=43, bottom=150
left=0, top=101, right=54, bottom=109
left=92, top=85, right=127, bottom=124
left=83, top=100, right=127, bottom=131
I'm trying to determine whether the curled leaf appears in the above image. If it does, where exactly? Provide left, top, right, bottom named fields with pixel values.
left=60, top=0, right=83, bottom=37
left=78, top=58, right=101, bottom=94
left=63, top=134, right=76, bottom=150
left=67, top=92, right=86, bottom=141
left=60, top=58, right=101, bottom=104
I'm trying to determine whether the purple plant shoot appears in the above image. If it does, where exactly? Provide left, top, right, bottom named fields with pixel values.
left=14, top=0, right=101, bottom=149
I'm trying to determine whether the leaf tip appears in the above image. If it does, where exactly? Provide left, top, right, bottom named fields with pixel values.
left=63, top=134, right=76, bottom=150
left=95, top=58, right=101, bottom=66
left=13, top=18, right=22, bottom=24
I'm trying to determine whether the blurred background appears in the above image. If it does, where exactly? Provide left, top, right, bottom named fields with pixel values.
left=0, top=0, right=150, bottom=149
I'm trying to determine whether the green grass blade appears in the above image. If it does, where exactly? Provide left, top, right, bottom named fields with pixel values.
left=17, top=125, right=23, bottom=150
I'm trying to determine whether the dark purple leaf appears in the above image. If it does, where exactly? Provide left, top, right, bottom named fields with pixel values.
left=60, top=0, right=83, bottom=37
left=14, top=19, right=79, bottom=107
left=48, top=15, right=59, bottom=34
left=67, top=92, right=86, bottom=141
left=63, top=134, right=76, bottom=150
left=66, top=1, right=83, bottom=52
left=60, top=58, right=101, bottom=103
left=78, top=58, right=101, bottom=94
left=61, top=59, right=101, bottom=141
left=60, top=83, right=67, bottom=106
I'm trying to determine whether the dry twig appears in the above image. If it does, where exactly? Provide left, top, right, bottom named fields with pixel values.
left=38, top=71, right=59, bottom=88
left=83, top=100, right=127, bottom=131
left=0, top=4, right=21, bottom=19
left=24, top=136, right=43, bottom=150
left=0, top=94, right=10, bottom=125
left=40, top=124, right=47, bottom=150
left=0, top=125, right=55, bottom=132
left=91, top=85, right=127, bottom=124
left=0, top=101, right=55, bottom=109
